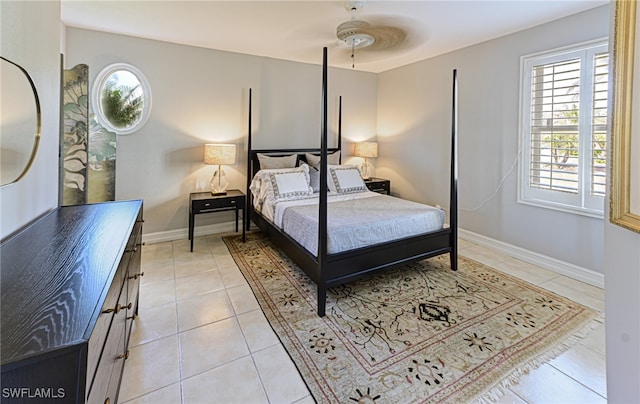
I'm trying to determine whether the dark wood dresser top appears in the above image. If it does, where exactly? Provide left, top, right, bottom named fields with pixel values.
left=0, top=200, right=143, bottom=366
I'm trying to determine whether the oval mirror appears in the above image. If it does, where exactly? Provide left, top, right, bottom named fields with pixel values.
left=1, top=56, right=41, bottom=187
left=92, top=63, right=151, bottom=135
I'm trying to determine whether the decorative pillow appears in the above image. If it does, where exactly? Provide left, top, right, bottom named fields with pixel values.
left=268, top=171, right=313, bottom=200
left=330, top=166, right=368, bottom=194
left=307, top=165, right=321, bottom=193
left=301, top=163, right=339, bottom=193
left=252, top=166, right=306, bottom=185
left=250, top=165, right=310, bottom=208
left=257, top=153, right=297, bottom=169
left=304, top=151, right=340, bottom=168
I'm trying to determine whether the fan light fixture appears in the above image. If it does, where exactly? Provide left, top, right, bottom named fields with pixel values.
left=337, top=1, right=376, bottom=68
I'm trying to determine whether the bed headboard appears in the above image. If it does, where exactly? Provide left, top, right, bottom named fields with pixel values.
left=248, top=148, right=341, bottom=179
left=245, top=88, right=343, bottom=183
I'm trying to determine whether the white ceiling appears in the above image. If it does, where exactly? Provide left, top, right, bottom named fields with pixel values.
left=60, top=0, right=608, bottom=73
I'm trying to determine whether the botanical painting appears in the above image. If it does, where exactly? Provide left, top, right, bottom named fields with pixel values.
left=62, top=64, right=116, bottom=205
left=62, top=64, right=88, bottom=205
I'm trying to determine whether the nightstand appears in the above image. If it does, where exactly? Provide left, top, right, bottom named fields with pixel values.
left=189, top=189, right=245, bottom=252
left=364, top=177, right=390, bottom=195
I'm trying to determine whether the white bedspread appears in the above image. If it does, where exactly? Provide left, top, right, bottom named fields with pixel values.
left=266, top=192, right=445, bottom=255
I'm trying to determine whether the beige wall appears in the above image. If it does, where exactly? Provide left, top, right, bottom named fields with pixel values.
left=378, top=5, right=610, bottom=274
left=64, top=28, right=377, bottom=236
left=604, top=2, right=640, bottom=400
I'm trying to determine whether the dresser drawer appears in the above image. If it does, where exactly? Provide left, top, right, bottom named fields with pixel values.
left=192, top=195, right=244, bottom=213
left=87, top=289, right=128, bottom=404
left=86, top=256, right=128, bottom=384
left=126, top=219, right=143, bottom=254
left=125, top=257, right=142, bottom=340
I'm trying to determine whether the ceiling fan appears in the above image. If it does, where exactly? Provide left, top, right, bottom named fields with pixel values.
left=336, top=0, right=407, bottom=68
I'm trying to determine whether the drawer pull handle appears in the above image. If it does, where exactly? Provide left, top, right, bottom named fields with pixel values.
left=204, top=203, right=211, bottom=207
left=128, top=243, right=144, bottom=253
left=128, top=272, right=145, bottom=280
left=117, top=350, right=130, bottom=360
left=230, top=200, right=236, bottom=204
left=103, top=302, right=131, bottom=314
left=102, top=304, right=122, bottom=314
left=127, top=313, right=138, bottom=320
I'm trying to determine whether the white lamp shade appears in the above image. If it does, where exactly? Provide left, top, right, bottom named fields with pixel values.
left=354, top=142, right=378, bottom=158
left=204, top=144, right=236, bottom=165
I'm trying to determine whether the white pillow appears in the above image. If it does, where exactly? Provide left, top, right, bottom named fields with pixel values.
left=249, top=165, right=312, bottom=209
left=305, top=151, right=340, bottom=168
left=330, top=166, right=367, bottom=194
left=252, top=166, right=306, bottom=184
left=257, top=153, right=297, bottom=169
left=269, top=171, right=313, bottom=199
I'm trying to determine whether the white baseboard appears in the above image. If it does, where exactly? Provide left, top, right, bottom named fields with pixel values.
left=459, top=228, right=604, bottom=289
left=142, top=221, right=238, bottom=244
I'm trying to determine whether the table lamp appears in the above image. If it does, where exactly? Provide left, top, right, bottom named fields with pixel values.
left=204, top=143, right=236, bottom=194
left=354, top=141, right=378, bottom=179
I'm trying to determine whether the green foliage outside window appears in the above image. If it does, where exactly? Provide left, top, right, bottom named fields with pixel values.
left=101, top=79, right=143, bottom=129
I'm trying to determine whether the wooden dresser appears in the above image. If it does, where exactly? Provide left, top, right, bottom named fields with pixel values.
left=1, top=200, right=143, bottom=404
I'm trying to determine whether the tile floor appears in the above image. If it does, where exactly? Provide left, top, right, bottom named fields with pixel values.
left=119, top=234, right=606, bottom=404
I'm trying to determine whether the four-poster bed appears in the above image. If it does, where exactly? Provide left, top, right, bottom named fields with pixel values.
left=244, top=47, right=458, bottom=316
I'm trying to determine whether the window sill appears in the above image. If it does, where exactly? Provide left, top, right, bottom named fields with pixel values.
left=517, top=197, right=604, bottom=219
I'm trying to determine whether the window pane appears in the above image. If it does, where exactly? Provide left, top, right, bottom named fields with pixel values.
left=101, top=70, right=144, bottom=130
left=530, top=59, right=581, bottom=194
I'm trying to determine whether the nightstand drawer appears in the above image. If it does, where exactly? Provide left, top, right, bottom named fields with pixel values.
left=365, top=178, right=390, bottom=194
left=192, top=195, right=244, bottom=213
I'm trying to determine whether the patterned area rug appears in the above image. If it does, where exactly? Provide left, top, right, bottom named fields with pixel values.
left=223, top=232, right=601, bottom=403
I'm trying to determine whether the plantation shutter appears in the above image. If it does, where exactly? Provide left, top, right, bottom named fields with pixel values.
left=529, top=58, right=581, bottom=194
left=519, top=40, right=608, bottom=217
left=591, top=52, right=609, bottom=197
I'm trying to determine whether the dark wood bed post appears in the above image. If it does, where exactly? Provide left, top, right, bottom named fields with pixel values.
left=338, top=96, right=342, bottom=164
left=450, top=70, right=458, bottom=271
left=317, top=47, right=329, bottom=316
left=246, top=88, right=253, bottom=232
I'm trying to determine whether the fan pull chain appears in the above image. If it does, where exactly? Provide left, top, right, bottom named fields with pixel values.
left=351, top=41, right=355, bottom=68
left=351, top=4, right=356, bottom=68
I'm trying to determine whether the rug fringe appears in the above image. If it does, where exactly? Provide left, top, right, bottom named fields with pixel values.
left=470, top=312, right=605, bottom=403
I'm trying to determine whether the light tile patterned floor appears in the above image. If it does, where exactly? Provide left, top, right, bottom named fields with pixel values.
left=120, top=234, right=606, bottom=404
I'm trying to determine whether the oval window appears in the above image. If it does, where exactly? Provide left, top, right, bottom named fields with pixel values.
left=92, top=63, right=151, bottom=135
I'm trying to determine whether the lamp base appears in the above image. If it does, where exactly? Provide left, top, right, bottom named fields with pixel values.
left=360, top=158, right=371, bottom=180
left=210, top=165, right=229, bottom=195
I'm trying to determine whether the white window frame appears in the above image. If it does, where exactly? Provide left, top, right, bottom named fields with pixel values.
left=518, top=39, right=608, bottom=218
left=92, top=63, right=152, bottom=135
